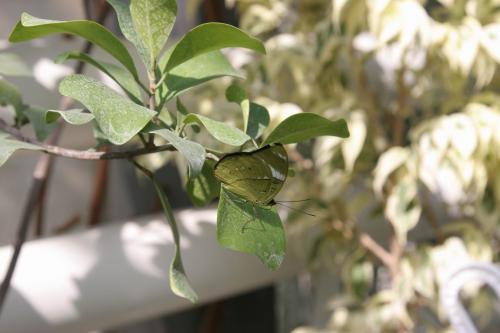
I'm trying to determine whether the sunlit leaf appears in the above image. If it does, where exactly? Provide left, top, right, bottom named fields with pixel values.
left=130, top=0, right=177, bottom=65
left=59, top=74, right=154, bottom=145
left=163, top=22, right=266, bottom=73
left=45, top=109, right=95, bottom=125
left=183, top=113, right=250, bottom=146
left=157, top=50, right=242, bottom=106
left=107, top=0, right=151, bottom=67
left=9, top=12, right=138, bottom=77
left=217, top=187, right=286, bottom=270
left=151, top=128, right=205, bottom=178
left=56, top=51, right=143, bottom=103
left=262, top=113, right=349, bottom=146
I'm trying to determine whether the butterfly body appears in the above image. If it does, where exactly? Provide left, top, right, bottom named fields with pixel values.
left=214, top=144, right=288, bottom=205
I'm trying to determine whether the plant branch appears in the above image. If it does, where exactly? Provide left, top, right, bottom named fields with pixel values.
left=0, top=119, right=221, bottom=161
left=358, top=232, right=394, bottom=269
left=0, top=1, right=110, bottom=317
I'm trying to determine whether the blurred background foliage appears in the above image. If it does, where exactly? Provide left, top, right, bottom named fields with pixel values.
left=179, top=0, right=500, bottom=332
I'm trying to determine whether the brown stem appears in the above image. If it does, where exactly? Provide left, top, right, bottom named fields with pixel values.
left=88, top=147, right=110, bottom=227
left=0, top=1, right=110, bottom=317
left=358, top=233, right=393, bottom=269
left=393, top=67, right=407, bottom=146
left=0, top=120, right=220, bottom=161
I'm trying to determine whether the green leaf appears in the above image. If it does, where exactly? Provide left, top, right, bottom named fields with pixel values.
left=246, top=102, right=270, bottom=140
left=59, top=74, right=155, bottom=145
left=183, top=113, right=251, bottom=146
left=0, top=53, right=31, bottom=76
left=134, top=162, right=198, bottom=302
left=262, top=113, right=350, bottom=146
left=107, top=0, right=151, bottom=68
left=9, top=13, right=138, bottom=77
left=130, top=0, right=177, bottom=65
left=151, top=128, right=205, bottom=178
left=225, top=84, right=247, bottom=104
left=0, top=134, right=43, bottom=167
left=56, top=51, right=143, bottom=103
left=225, top=85, right=269, bottom=139
left=186, top=160, right=220, bottom=207
left=163, top=22, right=266, bottom=73
left=45, top=109, right=95, bottom=125
left=217, top=187, right=286, bottom=270
left=157, top=50, right=243, bottom=106
left=23, top=106, right=57, bottom=141
left=0, top=79, right=23, bottom=114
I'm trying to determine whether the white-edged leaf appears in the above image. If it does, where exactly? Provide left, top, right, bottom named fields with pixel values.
left=0, top=53, right=31, bottom=77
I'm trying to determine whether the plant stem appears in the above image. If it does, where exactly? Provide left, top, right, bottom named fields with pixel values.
left=0, top=118, right=221, bottom=161
left=147, top=61, right=158, bottom=148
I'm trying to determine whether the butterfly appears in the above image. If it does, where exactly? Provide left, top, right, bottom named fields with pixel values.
left=214, top=143, right=288, bottom=206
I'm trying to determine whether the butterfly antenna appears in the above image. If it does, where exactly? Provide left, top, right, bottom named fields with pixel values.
left=275, top=198, right=311, bottom=203
left=275, top=202, right=316, bottom=217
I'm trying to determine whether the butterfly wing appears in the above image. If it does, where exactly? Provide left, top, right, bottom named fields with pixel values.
left=214, top=144, right=288, bottom=205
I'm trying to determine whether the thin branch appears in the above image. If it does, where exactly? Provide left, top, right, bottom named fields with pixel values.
left=359, top=232, right=394, bottom=269
left=0, top=1, right=111, bottom=317
left=0, top=119, right=222, bottom=160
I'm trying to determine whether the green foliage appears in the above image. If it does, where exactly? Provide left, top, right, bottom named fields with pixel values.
left=59, top=74, right=155, bottom=145
left=262, top=113, right=349, bottom=146
left=9, top=13, right=138, bottom=77
left=1, top=0, right=349, bottom=303
left=151, top=129, right=206, bottom=178
left=182, top=113, right=250, bottom=146
left=45, top=109, right=95, bottom=125
left=217, top=188, right=285, bottom=270
left=130, top=0, right=177, bottom=67
left=0, top=134, right=43, bottom=167
left=162, top=22, right=266, bottom=73
left=185, top=160, right=220, bottom=207
left=56, top=52, right=144, bottom=103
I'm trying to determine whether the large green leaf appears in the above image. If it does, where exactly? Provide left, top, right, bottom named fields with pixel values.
left=23, top=106, right=57, bottom=141
left=130, top=0, right=177, bottom=65
left=262, top=113, right=350, bottom=146
left=59, top=74, right=155, bottom=145
left=0, top=53, right=31, bottom=76
left=217, top=187, right=286, bottom=270
left=107, top=0, right=151, bottom=68
left=162, top=22, right=266, bottom=73
left=185, top=160, right=220, bottom=207
left=183, top=113, right=250, bottom=146
left=56, top=51, right=143, bottom=103
left=9, top=13, right=138, bottom=77
left=45, top=109, right=95, bottom=125
left=151, top=128, right=205, bottom=178
left=157, top=50, right=242, bottom=106
left=0, top=134, right=43, bottom=167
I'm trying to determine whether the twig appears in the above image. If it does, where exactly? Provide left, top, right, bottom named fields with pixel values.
left=0, top=1, right=110, bottom=317
left=358, top=232, right=393, bottom=269
left=0, top=119, right=221, bottom=161
left=88, top=147, right=110, bottom=227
